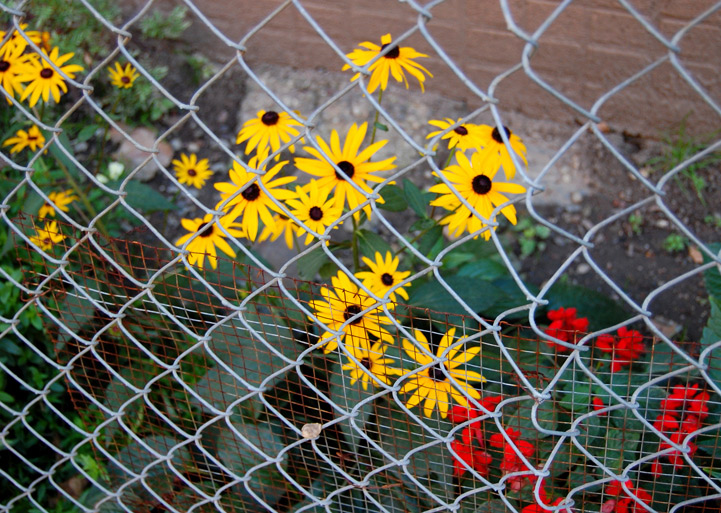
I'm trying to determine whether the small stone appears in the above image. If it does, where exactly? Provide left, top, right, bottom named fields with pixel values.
left=597, top=121, right=611, bottom=133
left=655, top=219, right=670, bottom=229
left=170, top=138, right=183, bottom=151
left=576, top=263, right=591, bottom=275
left=217, top=110, right=229, bottom=124
left=188, top=141, right=201, bottom=153
left=301, top=423, right=322, bottom=439
left=651, top=316, right=682, bottom=338
left=688, top=245, right=703, bottom=264
left=114, top=127, right=173, bottom=182
left=74, top=141, right=88, bottom=153
left=570, top=192, right=583, bottom=204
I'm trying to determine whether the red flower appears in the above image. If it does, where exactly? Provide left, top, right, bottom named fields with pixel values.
left=451, top=439, right=492, bottom=478
left=660, top=430, right=697, bottom=468
left=545, top=307, right=589, bottom=352
left=490, top=427, right=522, bottom=448
left=592, top=397, right=607, bottom=415
left=603, top=481, right=652, bottom=513
left=449, top=395, right=503, bottom=446
left=681, top=414, right=702, bottom=434
left=653, top=413, right=679, bottom=433
left=596, top=327, right=645, bottom=372
left=661, top=384, right=709, bottom=420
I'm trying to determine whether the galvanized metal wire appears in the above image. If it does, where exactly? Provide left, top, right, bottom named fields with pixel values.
left=2, top=1, right=721, bottom=512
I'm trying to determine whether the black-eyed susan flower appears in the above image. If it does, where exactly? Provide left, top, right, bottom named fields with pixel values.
left=285, top=180, right=343, bottom=246
left=295, top=122, right=396, bottom=222
left=342, top=33, right=432, bottom=93
left=175, top=213, right=245, bottom=270
left=342, top=339, right=402, bottom=391
left=476, top=124, right=527, bottom=180
left=172, top=153, right=213, bottom=189
left=0, top=24, right=42, bottom=55
left=17, top=46, right=83, bottom=107
left=0, top=42, right=31, bottom=102
left=235, top=110, right=304, bottom=160
left=38, top=189, right=77, bottom=219
left=258, top=214, right=298, bottom=250
left=214, top=158, right=296, bottom=241
left=308, top=270, right=393, bottom=354
left=401, top=328, right=485, bottom=419
left=3, top=125, right=45, bottom=154
left=429, top=149, right=525, bottom=236
left=355, top=251, right=410, bottom=302
left=29, top=221, right=65, bottom=252
left=437, top=196, right=494, bottom=241
left=427, top=118, right=485, bottom=152
left=107, top=62, right=139, bottom=89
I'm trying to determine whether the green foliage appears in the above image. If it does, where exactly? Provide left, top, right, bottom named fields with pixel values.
left=662, top=233, right=688, bottom=253
left=512, top=216, right=551, bottom=258
left=649, top=120, right=721, bottom=206
left=112, top=65, right=175, bottom=124
left=628, top=213, right=643, bottom=235
left=139, top=6, right=192, bottom=40
left=704, top=214, right=721, bottom=229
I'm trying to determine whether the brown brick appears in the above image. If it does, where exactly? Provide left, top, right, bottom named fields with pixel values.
left=524, top=0, right=590, bottom=42
left=589, top=8, right=666, bottom=52
left=465, top=28, right=525, bottom=68
left=661, top=0, right=721, bottom=21
left=660, top=17, right=721, bottom=64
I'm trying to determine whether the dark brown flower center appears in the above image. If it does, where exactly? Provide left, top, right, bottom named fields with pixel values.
left=42, top=237, right=51, bottom=245
left=187, top=168, right=197, bottom=177
left=196, top=222, right=214, bottom=238
left=309, top=206, right=323, bottom=221
left=335, top=160, right=355, bottom=181
left=261, top=111, right=280, bottom=126
left=491, top=126, right=511, bottom=144
left=381, top=273, right=394, bottom=286
left=0, top=61, right=9, bottom=72
left=28, top=136, right=37, bottom=141
left=343, top=304, right=363, bottom=324
left=454, top=126, right=468, bottom=136
left=429, top=363, right=448, bottom=382
left=360, top=357, right=372, bottom=370
left=40, top=68, right=53, bottom=79
left=121, top=76, right=130, bottom=84
left=241, top=183, right=261, bottom=201
left=380, top=43, right=400, bottom=59
left=472, top=175, right=492, bottom=195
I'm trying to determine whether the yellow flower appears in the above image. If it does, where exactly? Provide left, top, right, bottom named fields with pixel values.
left=107, top=62, right=139, bottom=89
left=429, top=149, right=526, bottom=236
left=342, top=339, right=402, bottom=391
left=0, top=42, right=31, bottom=102
left=214, top=159, right=296, bottom=241
left=235, top=110, right=304, bottom=160
left=3, top=125, right=45, bottom=154
left=438, top=199, right=493, bottom=240
left=342, top=33, right=432, bottom=93
left=295, top=122, right=396, bottom=222
left=17, top=46, right=83, bottom=107
left=285, top=180, right=343, bottom=246
left=175, top=213, right=245, bottom=270
left=475, top=124, right=527, bottom=180
left=308, top=271, right=393, bottom=354
left=258, top=215, right=298, bottom=250
left=0, top=24, right=42, bottom=55
left=355, top=251, right=410, bottom=302
left=29, top=221, right=65, bottom=252
left=401, top=328, right=485, bottom=419
left=38, top=189, right=77, bottom=219
left=426, top=118, right=485, bottom=152
left=172, top=153, right=213, bottom=189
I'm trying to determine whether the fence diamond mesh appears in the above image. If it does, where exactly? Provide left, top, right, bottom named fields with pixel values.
left=1, top=1, right=721, bottom=513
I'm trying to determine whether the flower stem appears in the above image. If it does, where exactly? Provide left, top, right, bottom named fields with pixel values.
left=95, top=95, right=121, bottom=176
left=443, top=149, right=456, bottom=169
left=351, top=215, right=360, bottom=271
left=368, top=89, right=384, bottom=147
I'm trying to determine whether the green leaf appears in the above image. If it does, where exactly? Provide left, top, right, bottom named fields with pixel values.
left=546, top=281, right=628, bottom=331
left=49, top=132, right=83, bottom=180
left=379, top=185, right=408, bottom=212
left=357, top=229, right=391, bottom=260
left=124, top=180, right=175, bottom=212
left=408, top=275, right=504, bottom=317
left=403, top=179, right=428, bottom=218
left=216, top=423, right=288, bottom=506
left=57, top=288, right=99, bottom=344
left=77, top=124, right=99, bottom=142
left=374, top=121, right=389, bottom=132
left=297, top=247, right=331, bottom=281
left=457, top=259, right=508, bottom=280
left=701, top=297, right=721, bottom=383
left=474, top=501, right=511, bottom=513
left=329, top=366, right=377, bottom=450
left=415, top=225, right=443, bottom=256
left=602, top=428, right=640, bottom=472
left=702, top=243, right=721, bottom=300
left=195, top=310, right=300, bottom=414
left=113, top=435, right=189, bottom=477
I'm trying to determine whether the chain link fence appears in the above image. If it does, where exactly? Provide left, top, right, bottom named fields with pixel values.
left=2, top=1, right=721, bottom=512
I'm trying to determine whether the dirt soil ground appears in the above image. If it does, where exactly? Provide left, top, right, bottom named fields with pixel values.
left=126, top=37, right=721, bottom=343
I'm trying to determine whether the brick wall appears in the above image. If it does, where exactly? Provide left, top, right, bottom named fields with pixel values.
left=145, top=0, right=721, bottom=137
